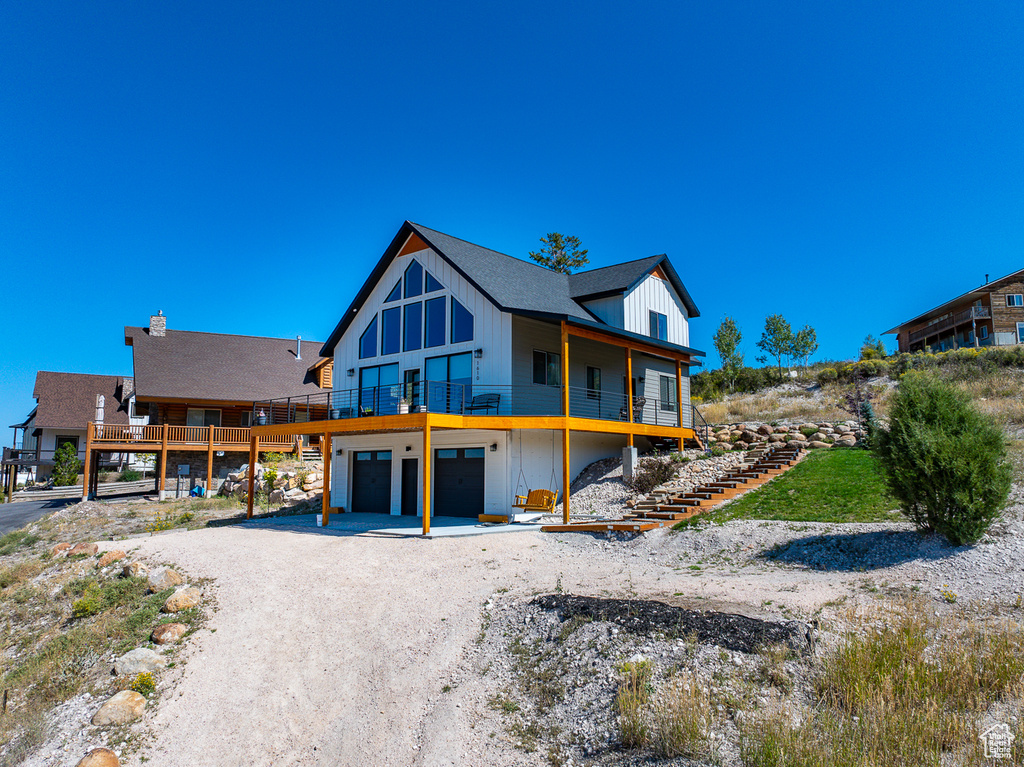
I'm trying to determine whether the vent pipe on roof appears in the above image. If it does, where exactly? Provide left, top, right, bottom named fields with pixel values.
left=296, top=336, right=302, bottom=360
left=985, top=274, right=989, bottom=285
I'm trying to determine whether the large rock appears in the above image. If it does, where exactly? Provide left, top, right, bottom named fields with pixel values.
left=147, top=567, right=184, bottom=593
left=836, top=436, right=857, bottom=447
left=163, top=586, right=202, bottom=613
left=75, top=747, right=119, bottom=767
left=740, top=430, right=758, bottom=443
left=51, top=542, right=72, bottom=556
left=757, top=424, right=774, bottom=436
left=809, top=432, right=826, bottom=442
left=768, top=433, right=786, bottom=443
left=122, top=561, right=149, bottom=578
left=269, top=489, right=285, bottom=504
left=284, top=488, right=306, bottom=500
left=808, top=441, right=831, bottom=450
left=92, top=690, right=146, bottom=726
left=152, top=622, right=187, bottom=644
left=789, top=440, right=809, bottom=449
left=733, top=441, right=749, bottom=451
left=799, top=423, right=818, bottom=433
left=98, top=550, right=126, bottom=568
left=69, top=543, right=99, bottom=556
left=114, top=647, right=167, bottom=676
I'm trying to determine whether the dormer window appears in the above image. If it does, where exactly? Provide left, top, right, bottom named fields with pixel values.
left=649, top=311, right=667, bottom=341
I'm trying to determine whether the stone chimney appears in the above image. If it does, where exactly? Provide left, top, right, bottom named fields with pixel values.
left=149, top=311, right=166, bottom=337
left=121, top=377, right=135, bottom=401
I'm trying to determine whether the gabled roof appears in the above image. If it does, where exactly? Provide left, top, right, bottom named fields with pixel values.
left=320, top=222, right=595, bottom=356
left=126, top=327, right=323, bottom=402
left=31, top=372, right=131, bottom=429
left=569, top=255, right=700, bottom=317
left=884, top=266, right=1024, bottom=334
left=320, top=222, right=702, bottom=357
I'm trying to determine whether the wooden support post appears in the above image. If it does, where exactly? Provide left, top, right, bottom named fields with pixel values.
left=422, top=424, right=431, bottom=536
left=159, top=423, right=169, bottom=499
left=82, top=422, right=93, bottom=501
left=676, top=358, right=685, bottom=451
left=562, top=427, right=571, bottom=525
left=625, top=347, right=634, bottom=447
left=561, top=322, right=570, bottom=417
left=6, top=463, right=15, bottom=503
left=321, top=432, right=332, bottom=527
left=246, top=436, right=257, bottom=519
left=206, top=425, right=215, bottom=498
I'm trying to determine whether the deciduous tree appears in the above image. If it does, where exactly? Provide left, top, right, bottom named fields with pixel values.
left=756, top=315, right=794, bottom=380
left=791, top=325, right=819, bottom=369
left=712, top=317, right=744, bottom=391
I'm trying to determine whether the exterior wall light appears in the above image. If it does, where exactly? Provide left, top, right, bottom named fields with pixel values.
left=490, top=443, right=497, bottom=452
left=474, top=348, right=483, bottom=359
left=347, top=369, right=355, bottom=377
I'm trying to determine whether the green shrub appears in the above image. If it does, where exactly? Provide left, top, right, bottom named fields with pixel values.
left=874, top=373, right=1011, bottom=545
left=51, top=442, right=81, bottom=487
left=119, top=469, right=142, bottom=482
left=263, top=468, right=278, bottom=492
left=627, top=458, right=676, bottom=494
left=816, top=367, right=837, bottom=386
left=72, top=583, right=103, bottom=619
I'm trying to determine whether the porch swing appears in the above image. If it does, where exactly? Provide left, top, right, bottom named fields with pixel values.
left=511, top=430, right=558, bottom=514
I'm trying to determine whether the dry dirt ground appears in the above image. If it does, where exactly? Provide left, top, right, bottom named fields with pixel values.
left=39, top=514, right=961, bottom=767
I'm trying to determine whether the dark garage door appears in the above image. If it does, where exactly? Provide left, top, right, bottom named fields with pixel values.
left=434, top=447, right=484, bottom=518
left=352, top=451, right=392, bottom=514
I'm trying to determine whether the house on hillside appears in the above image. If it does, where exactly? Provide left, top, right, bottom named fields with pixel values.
left=3, top=371, right=143, bottom=493
left=249, top=221, right=706, bottom=531
left=885, top=269, right=1024, bottom=353
left=81, top=314, right=325, bottom=499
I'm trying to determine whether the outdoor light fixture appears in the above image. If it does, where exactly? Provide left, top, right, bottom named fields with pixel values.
left=336, top=448, right=344, bottom=456
left=347, top=368, right=355, bottom=377
left=406, top=445, right=412, bottom=452
left=474, top=348, right=483, bottom=359
left=490, top=443, right=497, bottom=452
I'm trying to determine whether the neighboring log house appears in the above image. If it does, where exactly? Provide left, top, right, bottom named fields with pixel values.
left=885, top=268, right=1024, bottom=353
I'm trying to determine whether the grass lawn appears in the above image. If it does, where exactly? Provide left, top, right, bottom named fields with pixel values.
left=676, top=447, right=901, bottom=527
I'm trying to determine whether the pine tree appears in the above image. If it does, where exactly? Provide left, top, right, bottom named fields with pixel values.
left=529, top=233, right=589, bottom=274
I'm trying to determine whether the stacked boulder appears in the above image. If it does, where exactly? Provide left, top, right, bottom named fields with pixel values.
left=220, top=462, right=326, bottom=507
left=706, top=421, right=865, bottom=451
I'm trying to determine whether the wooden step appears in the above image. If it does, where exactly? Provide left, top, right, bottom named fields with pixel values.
left=541, top=521, right=663, bottom=533
left=478, top=514, right=510, bottom=524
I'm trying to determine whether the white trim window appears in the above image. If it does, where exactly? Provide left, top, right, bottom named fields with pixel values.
left=1006, top=294, right=1023, bottom=307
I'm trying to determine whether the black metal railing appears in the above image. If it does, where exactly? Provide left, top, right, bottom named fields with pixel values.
left=691, top=405, right=710, bottom=452
left=253, top=381, right=694, bottom=429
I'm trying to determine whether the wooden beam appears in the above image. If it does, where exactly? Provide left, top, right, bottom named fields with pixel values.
left=206, top=425, right=215, bottom=497
left=321, top=432, right=332, bottom=527
left=562, top=427, right=571, bottom=524
left=565, top=324, right=693, bottom=363
left=625, top=347, right=634, bottom=447
left=246, top=436, right=257, bottom=519
left=82, top=422, right=93, bottom=502
left=159, top=424, right=168, bottom=498
left=561, top=322, right=570, bottom=417
left=422, top=424, right=431, bottom=535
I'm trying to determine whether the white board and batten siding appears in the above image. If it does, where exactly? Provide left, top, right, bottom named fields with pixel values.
left=623, top=274, right=690, bottom=346
left=331, top=246, right=513, bottom=388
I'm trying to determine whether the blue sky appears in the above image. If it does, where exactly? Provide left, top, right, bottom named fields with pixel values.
left=2, top=1, right=1022, bottom=434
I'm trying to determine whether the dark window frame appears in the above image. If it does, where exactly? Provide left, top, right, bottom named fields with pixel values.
left=424, top=296, right=446, bottom=348
left=659, top=375, right=678, bottom=412
left=403, top=302, right=422, bottom=352
left=532, top=350, right=561, bottom=386
left=450, top=297, right=474, bottom=344
left=404, top=260, right=423, bottom=299
left=649, top=310, right=668, bottom=341
left=586, top=366, right=601, bottom=399
left=359, top=315, right=378, bottom=359
left=381, top=306, right=401, bottom=356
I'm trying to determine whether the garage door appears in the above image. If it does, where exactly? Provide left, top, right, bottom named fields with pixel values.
left=351, top=451, right=392, bottom=514
left=434, top=447, right=485, bottom=518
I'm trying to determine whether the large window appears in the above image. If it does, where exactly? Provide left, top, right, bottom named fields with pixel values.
left=359, top=315, right=378, bottom=359
left=425, top=271, right=444, bottom=292
left=384, top=281, right=402, bottom=303
left=425, top=296, right=446, bottom=348
left=404, top=261, right=423, bottom=298
left=532, top=350, right=561, bottom=386
left=186, top=408, right=221, bottom=427
left=403, top=302, right=422, bottom=351
left=451, top=298, right=473, bottom=343
left=381, top=307, right=401, bottom=355
left=425, top=352, right=472, bottom=412
left=1007, top=295, right=1023, bottom=307
left=659, top=375, right=677, bottom=412
left=359, top=364, right=400, bottom=413
left=649, top=311, right=668, bottom=341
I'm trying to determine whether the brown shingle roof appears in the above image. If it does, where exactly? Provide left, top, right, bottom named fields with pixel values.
left=126, top=327, right=323, bottom=402
left=32, top=372, right=132, bottom=429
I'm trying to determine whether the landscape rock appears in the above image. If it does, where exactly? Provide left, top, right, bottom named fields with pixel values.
left=152, top=622, right=187, bottom=644
left=75, top=747, right=119, bottom=767
left=163, top=586, right=202, bottom=613
left=807, top=441, right=831, bottom=449
left=147, top=566, right=184, bottom=593
left=69, top=543, right=99, bottom=556
left=284, top=488, right=306, bottom=500
left=269, top=489, right=285, bottom=504
left=51, top=542, right=72, bottom=556
left=733, top=441, right=749, bottom=451
left=757, top=424, right=774, bottom=435
left=98, top=550, right=126, bottom=567
left=122, top=561, right=149, bottom=578
left=114, top=647, right=167, bottom=676
left=837, top=436, right=857, bottom=447
left=91, top=690, right=146, bottom=726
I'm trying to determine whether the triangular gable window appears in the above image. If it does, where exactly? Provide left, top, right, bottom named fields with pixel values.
left=425, top=271, right=444, bottom=293
left=359, top=315, right=378, bottom=359
left=404, top=260, right=423, bottom=298
left=384, top=281, right=402, bottom=303
left=451, top=298, right=474, bottom=343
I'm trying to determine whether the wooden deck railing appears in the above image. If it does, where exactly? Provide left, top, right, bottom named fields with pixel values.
left=91, top=423, right=294, bottom=449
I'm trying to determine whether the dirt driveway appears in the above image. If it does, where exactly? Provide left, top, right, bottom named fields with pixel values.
left=120, top=521, right=871, bottom=767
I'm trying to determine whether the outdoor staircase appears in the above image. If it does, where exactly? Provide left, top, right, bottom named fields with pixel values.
left=540, top=443, right=804, bottom=534
left=300, top=445, right=322, bottom=463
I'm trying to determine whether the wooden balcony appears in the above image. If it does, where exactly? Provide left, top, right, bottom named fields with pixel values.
left=909, top=306, right=991, bottom=344
left=89, top=423, right=296, bottom=452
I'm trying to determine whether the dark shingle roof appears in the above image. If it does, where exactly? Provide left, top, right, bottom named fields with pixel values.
left=127, top=328, right=323, bottom=402
left=31, top=372, right=132, bottom=429
left=569, top=255, right=700, bottom=317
